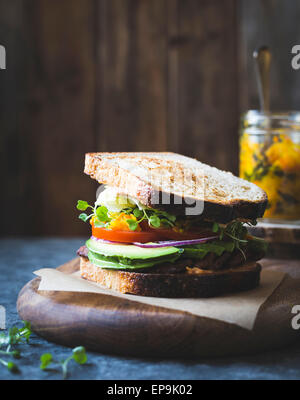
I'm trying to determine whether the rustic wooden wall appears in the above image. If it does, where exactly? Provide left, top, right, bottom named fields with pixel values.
left=1, top=0, right=298, bottom=236
left=0, top=0, right=24, bottom=234
left=238, top=0, right=300, bottom=111
left=96, top=0, right=238, bottom=172
left=2, top=0, right=97, bottom=236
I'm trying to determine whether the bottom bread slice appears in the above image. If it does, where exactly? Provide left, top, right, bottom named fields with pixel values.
left=80, top=256, right=261, bottom=298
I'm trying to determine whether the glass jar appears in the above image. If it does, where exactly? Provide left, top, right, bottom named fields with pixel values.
left=239, top=110, right=300, bottom=221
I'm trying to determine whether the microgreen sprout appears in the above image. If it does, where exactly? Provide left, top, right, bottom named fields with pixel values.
left=0, top=321, right=32, bottom=373
left=214, top=221, right=252, bottom=260
left=0, top=358, right=19, bottom=373
left=0, top=321, right=89, bottom=378
left=126, top=207, right=176, bottom=230
left=76, top=199, right=177, bottom=232
left=76, top=200, right=111, bottom=227
left=40, top=346, right=87, bottom=379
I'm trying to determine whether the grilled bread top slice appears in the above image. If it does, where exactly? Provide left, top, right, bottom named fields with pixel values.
left=84, top=152, right=268, bottom=223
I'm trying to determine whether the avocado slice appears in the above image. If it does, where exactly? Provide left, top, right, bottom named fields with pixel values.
left=88, top=250, right=181, bottom=270
left=86, top=238, right=180, bottom=259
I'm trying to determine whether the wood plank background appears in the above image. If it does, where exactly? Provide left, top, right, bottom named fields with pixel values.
left=1, top=0, right=300, bottom=236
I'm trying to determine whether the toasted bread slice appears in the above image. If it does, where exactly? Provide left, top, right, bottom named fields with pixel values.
left=84, top=152, right=267, bottom=223
left=80, top=256, right=261, bottom=298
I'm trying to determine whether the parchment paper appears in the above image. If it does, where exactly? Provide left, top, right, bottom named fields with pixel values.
left=34, top=268, right=285, bottom=331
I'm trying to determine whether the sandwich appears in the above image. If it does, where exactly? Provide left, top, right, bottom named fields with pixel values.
left=76, top=152, right=268, bottom=298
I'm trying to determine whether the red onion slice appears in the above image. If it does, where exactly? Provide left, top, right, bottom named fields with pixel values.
left=90, top=236, right=128, bottom=245
left=132, top=236, right=218, bottom=248
left=90, top=235, right=219, bottom=248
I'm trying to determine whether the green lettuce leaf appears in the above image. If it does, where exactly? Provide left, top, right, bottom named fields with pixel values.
left=181, top=240, right=236, bottom=259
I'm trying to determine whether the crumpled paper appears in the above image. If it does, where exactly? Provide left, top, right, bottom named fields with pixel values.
left=34, top=267, right=285, bottom=330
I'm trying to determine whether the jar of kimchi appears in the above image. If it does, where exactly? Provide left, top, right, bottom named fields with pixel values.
left=239, top=110, right=300, bottom=220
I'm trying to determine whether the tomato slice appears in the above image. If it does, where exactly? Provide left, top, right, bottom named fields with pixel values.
left=152, top=229, right=213, bottom=241
left=92, top=219, right=212, bottom=243
left=140, top=221, right=213, bottom=240
left=92, top=222, right=164, bottom=243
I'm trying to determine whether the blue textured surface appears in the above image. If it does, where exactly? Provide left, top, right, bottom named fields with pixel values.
left=0, top=238, right=300, bottom=380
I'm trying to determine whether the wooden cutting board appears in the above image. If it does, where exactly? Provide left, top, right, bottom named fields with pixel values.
left=17, top=258, right=300, bottom=358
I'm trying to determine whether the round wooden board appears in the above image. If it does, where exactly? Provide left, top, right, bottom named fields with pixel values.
left=17, top=258, right=300, bottom=358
